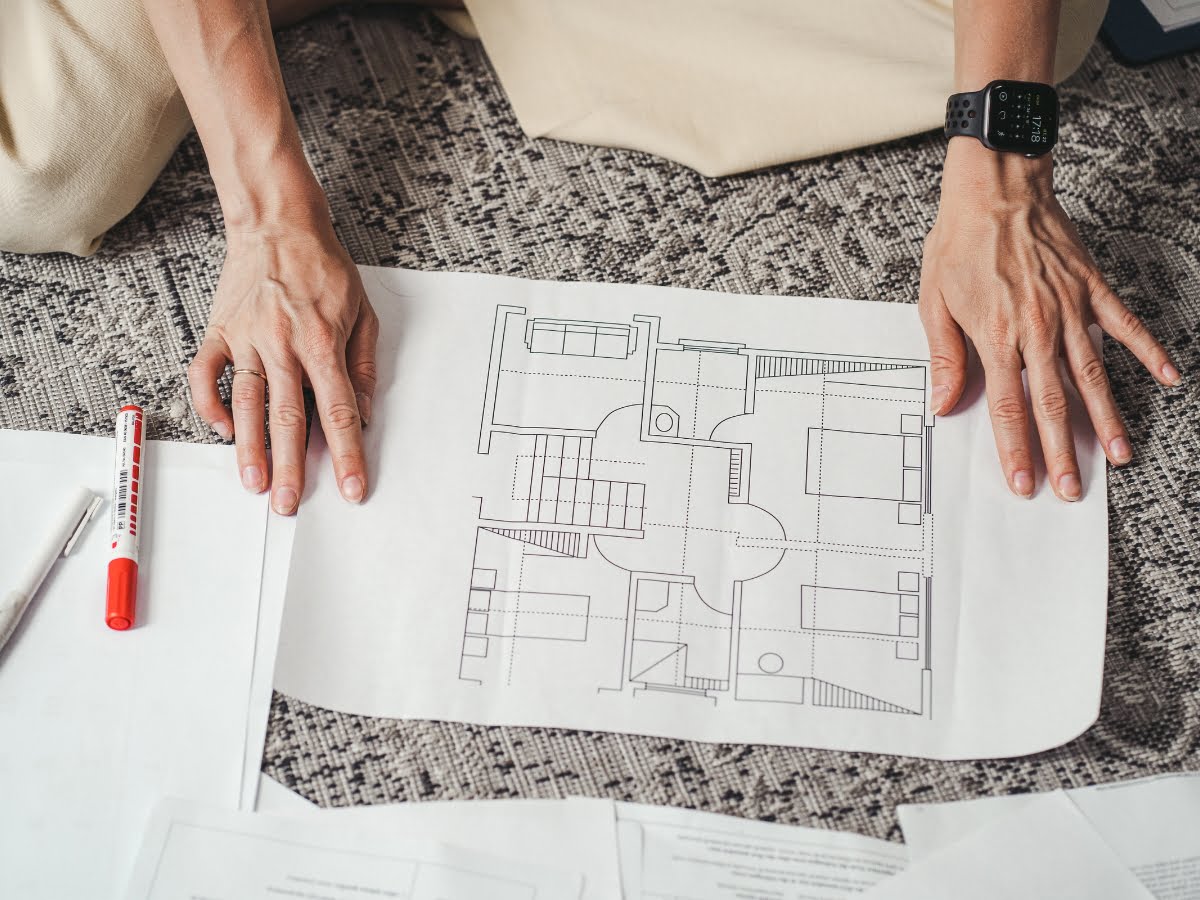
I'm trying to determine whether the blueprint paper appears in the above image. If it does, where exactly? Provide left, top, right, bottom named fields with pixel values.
left=616, top=802, right=906, bottom=899
left=274, top=266, right=1108, bottom=759
left=0, top=430, right=268, bottom=900
left=254, top=778, right=623, bottom=900
left=122, top=799, right=583, bottom=899
left=898, top=774, right=1200, bottom=898
left=862, top=791, right=1154, bottom=900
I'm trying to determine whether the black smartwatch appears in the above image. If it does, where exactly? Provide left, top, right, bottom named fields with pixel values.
left=944, top=80, right=1058, bottom=157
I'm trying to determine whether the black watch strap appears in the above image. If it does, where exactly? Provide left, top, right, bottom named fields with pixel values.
left=944, top=89, right=984, bottom=141
left=944, top=81, right=1058, bottom=156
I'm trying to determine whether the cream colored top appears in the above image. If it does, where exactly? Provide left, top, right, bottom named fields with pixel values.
left=462, top=0, right=1107, bottom=176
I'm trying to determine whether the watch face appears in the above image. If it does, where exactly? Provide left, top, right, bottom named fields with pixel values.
left=985, top=81, right=1058, bottom=153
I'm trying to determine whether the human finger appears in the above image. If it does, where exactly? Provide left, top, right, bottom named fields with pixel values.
left=1025, top=349, right=1082, bottom=502
left=345, top=300, right=379, bottom=428
left=265, top=356, right=308, bottom=516
left=187, top=334, right=234, bottom=440
left=918, top=287, right=968, bottom=416
left=1063, top=327, right=1131, bottom=466
left=1091, top=282, right=1182, bottom=387
left=306, top=338, right=368, bottom=504
left=982, top=346, right=1036, bottom=498
left=230, top=351, right=269, bottom=493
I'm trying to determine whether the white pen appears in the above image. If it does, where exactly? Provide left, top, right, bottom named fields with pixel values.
left=0, top=484, right=102, bottom=653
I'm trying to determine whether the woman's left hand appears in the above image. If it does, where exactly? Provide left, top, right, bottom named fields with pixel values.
left=919, top=139, right=1181, bottom=501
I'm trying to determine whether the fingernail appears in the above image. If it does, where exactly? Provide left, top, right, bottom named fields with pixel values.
left=1162, top=362, right=1182, bottom=386
left=1012, top=469, right=1034, bottom=497
left=356, top=392, right=372, bottom=427
left=341, top=475, right=365, bottom=503
left=931, top=385, right=950, bottom=416
left=1058, top=473, right=1081, bottom=502
left=1108, top=436, right=1132, bottom=464
left=214, top=421, right=233, bottom=441
left=241, top=466, right=263, bottom=492
left=273, top=487, right=298, bottom=516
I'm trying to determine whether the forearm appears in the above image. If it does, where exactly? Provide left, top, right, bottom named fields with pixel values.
left=948, top=0, right=1061, bottom=193
left=955, top=0, right=1059, bottom=89
left=142, top=0, right=325, bottom=231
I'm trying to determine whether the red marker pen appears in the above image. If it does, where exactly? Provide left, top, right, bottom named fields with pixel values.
left=106, top=405, right=143, bottom=630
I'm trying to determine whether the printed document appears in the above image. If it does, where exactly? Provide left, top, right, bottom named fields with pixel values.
left=899, top=774, right=1200, bottom=899
left=0, top=430, right=268, bottom=900
left=255, top=777, right=904, bottom=900
left=617, top=802, right=906, bottom=899
left=255, top=777, right=623, bottom=900
left=123, top=799, right=583, bottom=899
left=274, top=266, right=1108, bottom=759
left=865, top=791, right=1154, bottom=899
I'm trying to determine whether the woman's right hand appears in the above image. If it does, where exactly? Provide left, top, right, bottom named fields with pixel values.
left=143, top=0, right=379, bottom=513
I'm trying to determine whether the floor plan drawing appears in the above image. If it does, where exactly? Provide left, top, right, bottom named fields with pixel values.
left=458, top=304, right=935, bottom=718
left=276, top=267, right=1110, bottom=760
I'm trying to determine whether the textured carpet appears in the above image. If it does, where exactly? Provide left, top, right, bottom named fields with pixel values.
left=1, top=9, right=1197, bottom=843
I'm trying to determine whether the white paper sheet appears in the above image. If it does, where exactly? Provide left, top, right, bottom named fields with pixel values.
left=617, top=802, right=906, bottom=899
left=0, top=430, right=268, bottom=900
left=256, top=772, right=319, bottom=812
left=274, top=266, right=1108, bottom=759
left=254, top=776, right=623, bottom=900
left=898, top=774, right=1200, bottom=899
left=617, top=817, right=645, bottom=899
left=124, top=798, right=584, bottom=899
left=240, top=511, right=295, bottom=810
left=864, top=791, right=1154, bottom=899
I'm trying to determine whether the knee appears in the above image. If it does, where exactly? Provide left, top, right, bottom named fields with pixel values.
left=0, top=161, right=110, bottom=257
left=0, top=87, right=190, bottom=258
left=0, top=0, right=191, bottom=257
left=1055, top=0, right=1109, bottom=82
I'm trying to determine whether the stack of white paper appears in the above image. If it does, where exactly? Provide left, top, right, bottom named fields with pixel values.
left=254, top=772, right=1200, bottom=899
left=256, top=775, right=908, bottom=899
left=0, top=430, right=270, bottom=899
left=124, top=799, right=583, bottom=899
left=256, top=777, right=622, bottom=900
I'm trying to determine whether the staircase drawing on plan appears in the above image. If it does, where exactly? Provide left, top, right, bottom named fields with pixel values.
left=458, top=306, right=935, bottom=718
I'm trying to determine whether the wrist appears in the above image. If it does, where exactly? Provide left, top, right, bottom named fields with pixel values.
left=214, top=145, right=331, bottom=235
left=941, top=137, right=1054, bottom=203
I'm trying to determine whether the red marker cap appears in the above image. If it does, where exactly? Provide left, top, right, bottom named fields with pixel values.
left=106, top=557, right=137, bottom=630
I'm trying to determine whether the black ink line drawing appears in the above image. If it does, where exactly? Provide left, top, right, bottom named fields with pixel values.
left=459, top=305, right=935, bottom=718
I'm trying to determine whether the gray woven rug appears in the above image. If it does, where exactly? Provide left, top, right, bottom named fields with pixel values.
left=1, top=9, right=1197, bottom=842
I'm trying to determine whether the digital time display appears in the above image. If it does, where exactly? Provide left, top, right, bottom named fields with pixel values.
left=985, top=81, right=1058, bottom=155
